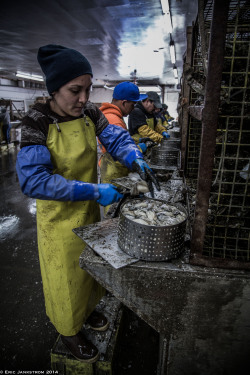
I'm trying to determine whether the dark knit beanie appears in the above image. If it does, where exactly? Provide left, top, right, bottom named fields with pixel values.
left=37, top=44, right=93, bottom=94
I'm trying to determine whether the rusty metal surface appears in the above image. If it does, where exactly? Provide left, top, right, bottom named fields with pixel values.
left=79, top=245, right=250, bottom=331
left=190, top=252, right=250, bottom=270
left=191, top=0, right=231, bottom=254
left=73, top=218, right=139, bottom=269
left=198, top=0, right=208, bottom=75
left=79, top=246, right=250, bottom=374
left=180, top=26, right=193, bottom=171
left=188, top=105, right=204, bottom=120
left=185, top=1, right=250, bottom=267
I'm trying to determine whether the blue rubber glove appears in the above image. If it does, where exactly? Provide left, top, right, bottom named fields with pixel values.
left=96, top=184, right=123, bottom=206
left=139, top=138, right=157, bottom=148
left=162, top=131, right=170, bottom=139
left=138, top=143, right=147, bottom=153
left=132, top=159, right=160, bottom=198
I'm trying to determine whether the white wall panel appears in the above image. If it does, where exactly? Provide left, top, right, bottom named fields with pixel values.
left=90, top=87, right=113, bottom=105
left=162, top=89, right=179, bottom=120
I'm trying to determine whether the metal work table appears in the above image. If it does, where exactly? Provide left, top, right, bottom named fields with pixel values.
left=78, top=230, right=250, bottom=375
left=75, top=172, right=250, bottom=374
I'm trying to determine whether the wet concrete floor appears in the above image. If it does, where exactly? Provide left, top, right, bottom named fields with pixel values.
left=0, top=144, right=159, bottom=373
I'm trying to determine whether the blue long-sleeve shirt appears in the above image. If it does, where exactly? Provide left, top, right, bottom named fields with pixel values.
left=16, top=101, right=143, bottom=201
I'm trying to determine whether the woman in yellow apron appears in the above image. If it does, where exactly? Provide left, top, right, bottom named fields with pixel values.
left=16, top=44, right=160, bottom=363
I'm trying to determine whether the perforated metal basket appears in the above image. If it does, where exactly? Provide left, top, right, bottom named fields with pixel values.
left=168, top=128, right=181, bottom=138
left=150, top=147, right=180, bottom=167
left=161, top=138, right=181, bottom=150
left=117, top=198, right=188, bottom=261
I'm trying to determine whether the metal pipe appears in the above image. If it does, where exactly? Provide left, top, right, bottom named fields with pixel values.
left=181, top=26, right=193, bottom=171
left=157, top=335, right=168, bottom=375
left=191, top=0, right=230, bottom=255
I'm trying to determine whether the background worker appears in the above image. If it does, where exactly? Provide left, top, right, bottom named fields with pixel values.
left=155, top=106, right=168, bottom=127
left=0, top=107, right=11, bottom=145
left=162, top=103, right=174, bottom=122
left=128, top=91, right=170, bottom=144
left=16, top=44, right=160, bottom=364
left=99, top=81, right=156, bottom=213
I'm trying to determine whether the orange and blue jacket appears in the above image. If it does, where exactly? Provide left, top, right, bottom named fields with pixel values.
left=98, top=102, right=127, bottom=155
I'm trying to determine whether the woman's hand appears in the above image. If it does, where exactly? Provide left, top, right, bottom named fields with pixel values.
left=96, top=184, right=123, bottom=206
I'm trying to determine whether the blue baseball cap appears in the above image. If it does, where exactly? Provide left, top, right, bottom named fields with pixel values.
left=113, top=82, right=148, bottom=102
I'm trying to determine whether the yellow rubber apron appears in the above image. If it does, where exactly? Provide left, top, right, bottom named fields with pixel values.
left=157, top=117, right=167, bottom=127
left=100, top=153, right=129, bottom=184
left=36, top=117, right=105, bottom=336
left=99, top=152, right=129, bottom=214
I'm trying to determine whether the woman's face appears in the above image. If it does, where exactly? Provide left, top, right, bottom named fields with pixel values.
left=50, top=74, right=92, bottom=117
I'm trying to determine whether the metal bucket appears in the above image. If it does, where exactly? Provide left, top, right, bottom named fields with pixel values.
left=117, top=198, right=188, bottom=261
left=161, top=138, right=181, bottom=150
left=168, top=128, right=181, bottom=138
left=150, top=146, right=179, bottom=167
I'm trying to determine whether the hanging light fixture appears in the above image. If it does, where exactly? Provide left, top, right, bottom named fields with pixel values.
left=173, top=65, right=178, bottom=79
left=16, top=71, right=44, bottom=81
left=160, top=0, right=173, bottom=33
left=160, top=0, right=170, bottom=14
left=169, top=40, right=176, bottom=64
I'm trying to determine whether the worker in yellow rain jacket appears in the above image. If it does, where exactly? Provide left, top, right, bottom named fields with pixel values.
left=162, top=103, right=174, bottom=122
left=155, top=106, right=168, bottom=128
left=128, top=91, right=170, bottom=143
left=98, top=82, right=156, bottom=214
left=16, top=45, right=160, bottom=363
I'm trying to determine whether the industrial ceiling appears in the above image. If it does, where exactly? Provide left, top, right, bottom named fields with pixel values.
left=0, top=0, right=198, bottom=89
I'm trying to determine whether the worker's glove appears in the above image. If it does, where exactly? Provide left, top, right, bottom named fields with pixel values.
left=131, top=159, right=160, bottom=198
left=162, top=131, right=170, bottom=139
left=96, top=184, right=123, bottom=206
left=138, top=143, right=147, bottom=153
left=139, top=137, right=157, bottom=148
left=84, top=101, right=109, bottom=131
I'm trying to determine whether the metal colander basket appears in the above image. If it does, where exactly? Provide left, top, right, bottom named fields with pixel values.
left=150, top=146, right=180, bottom=167
left=168, top=128, right=181, bottom=138
left=117, top=198, right=188, bottom=261
left=161, top=138, right=181, bottom=150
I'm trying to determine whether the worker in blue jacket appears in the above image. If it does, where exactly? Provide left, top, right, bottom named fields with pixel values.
left=16, top=44, right=160, bottom=364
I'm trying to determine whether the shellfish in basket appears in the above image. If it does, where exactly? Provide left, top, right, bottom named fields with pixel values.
left=117, top=198, right=188, bottom=261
